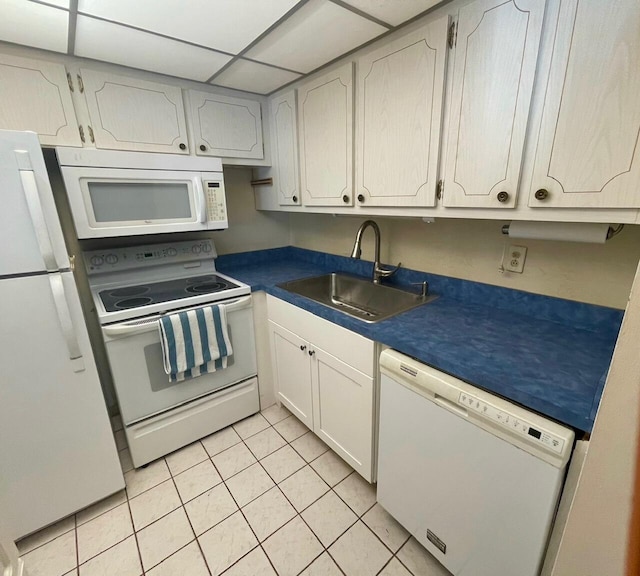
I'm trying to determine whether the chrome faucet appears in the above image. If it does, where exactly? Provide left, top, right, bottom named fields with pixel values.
left=350, top=220, right=401, bottom=284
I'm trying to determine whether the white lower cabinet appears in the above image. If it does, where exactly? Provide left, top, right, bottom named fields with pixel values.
left=267, top=296, right=376, bottom=482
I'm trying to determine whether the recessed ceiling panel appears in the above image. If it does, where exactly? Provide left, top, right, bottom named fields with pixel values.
left=75, top=16, right=232, bottom=82
left=31, top=0, right=71, bottom=8
left=340, top=0, right=442, bottom=26
left=212, top=59, right=301, bottom=95
left=0, top=0, right=68, bottom=53
left=78, top=0, right=301, bottom=54
left=246, top=0, right=387, bottom=74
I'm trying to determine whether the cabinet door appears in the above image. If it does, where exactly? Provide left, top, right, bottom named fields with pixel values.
left=298, top=63, right=354, bottom=207
left=270, top=90, right=300, bottom=205
left=312, top=347, right=374, bottom=482
left=80, top=69, right=189, bottom=154
left=356, top=19, right=448, bottom=208
left=0, top=54, right=81, bottom=147
left=443, top=0, right=545, bottom=208
left=268, top=321, right=313, bottom=428
left=189, top=90, right=264, bottom=159
left=528, top=0, right=640, bottom=208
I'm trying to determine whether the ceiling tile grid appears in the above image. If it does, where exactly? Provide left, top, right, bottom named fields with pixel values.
left=0, top=0, right=443, bottom=94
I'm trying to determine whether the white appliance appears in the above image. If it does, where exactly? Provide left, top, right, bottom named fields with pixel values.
left=0, top=130, right=124, bottom=541
left=378, top=349, right=575, bottom=576
left=56, top=147, right=228, bottom=238
left=86, top=239, right=259, bottom=467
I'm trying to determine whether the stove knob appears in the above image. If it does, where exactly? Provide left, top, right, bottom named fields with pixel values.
left=105, top=254, right=118, bottom=265
left=202, top=244, right=212, bottom=253
left=192, top=245, right=202, bottom=254
left=167, top=248, right=177, bottom=257
left=90, top=255, right=104, bottom=266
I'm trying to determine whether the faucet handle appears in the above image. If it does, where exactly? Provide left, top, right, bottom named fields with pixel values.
left=376, top=261, right=402, bottom=278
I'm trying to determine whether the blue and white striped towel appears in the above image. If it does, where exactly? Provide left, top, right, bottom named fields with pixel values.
left=159, top=304, right=233, bottom=382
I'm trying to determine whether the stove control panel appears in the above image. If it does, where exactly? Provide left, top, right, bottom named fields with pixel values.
left=458, top=391, right=565, bottom=453
left=84, top=240, right=217, bottom=274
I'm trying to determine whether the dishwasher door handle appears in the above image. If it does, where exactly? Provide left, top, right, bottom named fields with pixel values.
left=434, top=394, right=468, bottom=418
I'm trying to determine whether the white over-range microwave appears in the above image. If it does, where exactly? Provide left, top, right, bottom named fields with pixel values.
left=56, top=148, right=228, bottom=238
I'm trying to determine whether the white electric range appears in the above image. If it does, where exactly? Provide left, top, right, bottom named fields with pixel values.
left=85, top=239, right=259, bottom=468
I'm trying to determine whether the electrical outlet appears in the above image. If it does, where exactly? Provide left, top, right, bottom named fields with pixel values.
left=504, top=245, right=527, bottom=273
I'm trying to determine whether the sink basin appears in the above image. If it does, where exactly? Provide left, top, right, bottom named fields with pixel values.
left=278, top=273, right=437, bottom=323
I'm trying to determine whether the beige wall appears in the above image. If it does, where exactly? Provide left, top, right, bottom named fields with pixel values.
left=213, top=168, right=290, bottom=255
left=289, top=213, right=640, bottom=309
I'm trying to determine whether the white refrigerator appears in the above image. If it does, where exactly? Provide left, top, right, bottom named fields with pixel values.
left=0, top=130, right=124, bottom=541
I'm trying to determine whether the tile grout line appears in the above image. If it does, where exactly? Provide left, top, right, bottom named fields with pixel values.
left=123, top=486, right=147, bottom=576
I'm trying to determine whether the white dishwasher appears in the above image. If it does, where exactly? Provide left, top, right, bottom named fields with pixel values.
left=378, top=350, right=575, bottom=576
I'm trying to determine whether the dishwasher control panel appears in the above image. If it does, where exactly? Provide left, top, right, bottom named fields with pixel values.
left=459, top=392, right=565, bottom=454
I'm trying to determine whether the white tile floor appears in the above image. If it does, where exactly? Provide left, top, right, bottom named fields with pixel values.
left=17, top=405, right=451, bottom=576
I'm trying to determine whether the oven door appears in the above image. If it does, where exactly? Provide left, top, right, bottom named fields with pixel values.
left=102, top=296, right=256, bottom=424
left=60, top=166, right=226, bottom=238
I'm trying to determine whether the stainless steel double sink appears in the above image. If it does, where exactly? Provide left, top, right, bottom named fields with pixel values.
left=278, top=273, right=437, bottom=323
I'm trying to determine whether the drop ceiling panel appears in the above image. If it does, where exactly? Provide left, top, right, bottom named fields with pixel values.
left=34, top=0, right=71, bottom=8
left=74, top=16, right=232, bottom=82
left=246, top=0, right=387, bottom=74
left=78, top=0, right=301, bottom=54
left=0, top=0, right=68, bottom=53
left=339, top=0, right=442, bottom=26
left=212, top=60, right=301, bottom=95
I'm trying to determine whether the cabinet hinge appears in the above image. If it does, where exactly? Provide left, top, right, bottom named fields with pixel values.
left=88, top=125, right=95, bottom=143
left=437, top=179, right=444, bottom=200
left=448, top=21, right=457, bottom=49
left=66, top=72, right=74, bottom=92
left=78, top=125, right=86, bottom=143
left=77, top=74, right=84, bottom=93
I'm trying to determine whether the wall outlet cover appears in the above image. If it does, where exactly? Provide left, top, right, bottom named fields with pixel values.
left=505, top=245, right=527, bottom=273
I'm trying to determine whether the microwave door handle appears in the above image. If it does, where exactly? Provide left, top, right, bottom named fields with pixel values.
left=16, top=151, right=59, bottom=271
left=49, top=274, right=85, bottom=372
left=196, top=180, right=207, bottom=224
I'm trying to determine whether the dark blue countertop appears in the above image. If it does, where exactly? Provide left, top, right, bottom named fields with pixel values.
left=217, top=247, right=623, bottom=433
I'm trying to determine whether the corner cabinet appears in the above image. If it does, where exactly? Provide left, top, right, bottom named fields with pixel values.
left=0, top=54, right=81, bottom=147
left=527, top=0, right=640, bottom=209
left=267, top=296, right=376, bottom=482
left=80, top=69, right=190, bottom=154
left=442, top=0, right=545, bottom=208
left=298, top=63, right=354, bottom=207
left=188, top=90, right=264, bottom=160
left=270, top=90, right=300, bottom=206
left=356, top=18, right=449, bottom=208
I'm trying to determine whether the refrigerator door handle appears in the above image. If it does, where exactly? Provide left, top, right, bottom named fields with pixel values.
left=49, top=274, right=85, bottom=373
left=15, top=151, right=59, bottom=272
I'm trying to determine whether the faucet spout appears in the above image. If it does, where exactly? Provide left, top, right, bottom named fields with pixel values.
left=350, top=220, right=401, bottom=284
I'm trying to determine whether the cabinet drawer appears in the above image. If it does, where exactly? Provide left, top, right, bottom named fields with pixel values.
left=267, top=295, right=374, bottom=378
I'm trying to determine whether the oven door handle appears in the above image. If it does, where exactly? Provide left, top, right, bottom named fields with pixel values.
left=103, top=296, right=253, bottom=337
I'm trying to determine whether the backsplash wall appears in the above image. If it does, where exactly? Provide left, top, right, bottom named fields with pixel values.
left=288, top=214, right=640, bottom=309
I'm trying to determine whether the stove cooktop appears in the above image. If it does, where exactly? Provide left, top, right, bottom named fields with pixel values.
left=99, top=274, right=241, bottom=312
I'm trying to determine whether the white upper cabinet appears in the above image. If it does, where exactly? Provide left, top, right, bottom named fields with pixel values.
left=188, top=90, right=264, bottom=159
left=80, top=69, right=189, bottom=154
left=0, top=54, right=81, bottom=147
left=270, top=90, right=300, bottom=205
left=298, top=63, right=354, bottom=207
left=356, top=19, right=449, bottom=208
left=443, top=0, right=545, bottom=208
left=527, top=0, right=640, bottom=209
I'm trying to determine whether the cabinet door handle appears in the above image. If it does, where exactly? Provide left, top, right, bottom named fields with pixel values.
left=534, top=188, right=549, bottom=200
left=308, top=349, right=315, bottom=357
left=357, top=194, right=365, bottom=203
left=199, top=144, right=207, bottom=152
left=497, top=191, right=509, bottom=203
left=179, top=143, right=187, bottom=150
left=300, top=344, right=307, bottom=351
left=343, top=195, right=349, bottom=203
left=292, top=195, right=298, bottom=203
